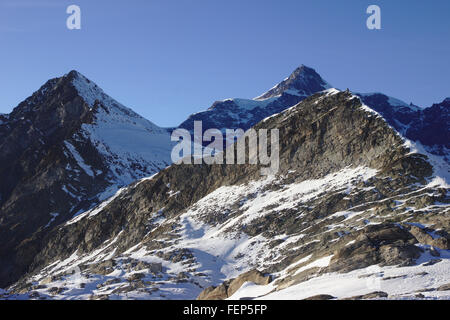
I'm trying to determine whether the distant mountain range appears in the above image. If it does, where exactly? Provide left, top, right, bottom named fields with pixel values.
left=178, top=65, right=331, bottom=133
left=0, top=66, right=448, bottom=300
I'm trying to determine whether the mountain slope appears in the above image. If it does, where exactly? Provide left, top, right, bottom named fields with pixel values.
left=4, top=90, right=448, bottom=300
left=0, top=71, right=172, bottom=287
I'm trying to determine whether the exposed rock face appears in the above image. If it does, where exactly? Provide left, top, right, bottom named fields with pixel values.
left=0, top=71, right=172, bottom=287
left=2, top=89, right=447, bottom=301
left=197, top=270, right=271, bottom=300
left=328, top=224, right=422, bottom=273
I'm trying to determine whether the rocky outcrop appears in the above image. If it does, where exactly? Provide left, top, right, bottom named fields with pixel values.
left=407, top=225, right=450, bottom=250
left=437, top=283, right=450, bottom=291
left=328, top=224, right=422, bottom=273
left=197, top=270, right=271, bottom=300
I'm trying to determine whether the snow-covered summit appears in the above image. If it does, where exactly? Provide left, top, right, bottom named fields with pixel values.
left=254, top=65, right=332, bottom=101
left=178, top=65, right=332, bottom=133
left=69, top=70, right=165, bottom=133
left=64, top=70, right=173, bottom=186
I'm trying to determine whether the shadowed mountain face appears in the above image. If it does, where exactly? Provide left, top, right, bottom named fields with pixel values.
left=0, top=71, right=172, bottom=287
left=358, top=93, right=450, bottom=158
left=406, top=98, right=450, bottom=151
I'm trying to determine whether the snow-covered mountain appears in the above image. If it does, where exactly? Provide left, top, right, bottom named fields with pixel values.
left=178, top=65, right=331, bottom=133
left=3, top=89, right=448, bottom=300
left=0, top=67, right=448, bottom=300
left=358, top=93, right=449, bottom=161
left=70, top=71, right=172, bottom=186
left=0, top=71, right=172, bottom=287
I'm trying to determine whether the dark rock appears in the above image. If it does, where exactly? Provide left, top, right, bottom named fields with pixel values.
left=303, top=294, right=335, bottom=300
left=343, top=291, right=388, bottom=300
left=328, top=224, right=422, bottom=273
left=437, top=283, right=450, bottom=291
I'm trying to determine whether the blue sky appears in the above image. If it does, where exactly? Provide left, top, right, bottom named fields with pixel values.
left=0, top=0, right=449, bottom=127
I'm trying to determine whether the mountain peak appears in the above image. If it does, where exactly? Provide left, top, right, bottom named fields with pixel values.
left=61, top=70, right=90, bottom=85
left=290, top=64, right=316, bottom=77
left=67, top=71, right=107, bottom=107
left=66, top=69, right=82, bottom=77
left=254, top=65, right=331, bottom=100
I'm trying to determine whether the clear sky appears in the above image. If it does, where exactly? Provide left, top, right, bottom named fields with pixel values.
left=0, top=0, right=449, bottom=127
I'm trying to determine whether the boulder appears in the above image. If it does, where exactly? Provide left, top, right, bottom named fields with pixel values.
left=197, top=269, right=271, bottom=300
left=409, top=226, right=450, bottom=250
left=437, top=283, right=450, bottom=291
left=343, top=291, right=388, bottom=300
